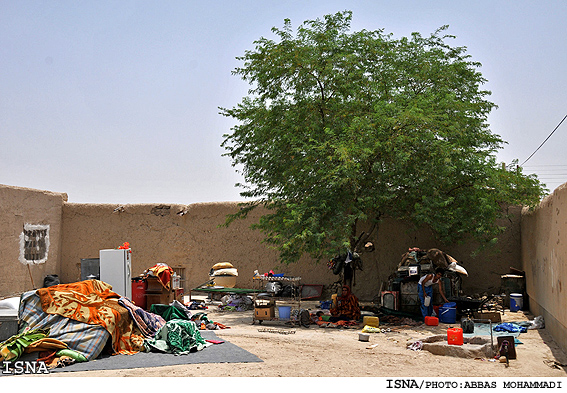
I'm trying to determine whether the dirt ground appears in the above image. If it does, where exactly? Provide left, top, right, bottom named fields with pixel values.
left=38, top=299, right=567, bottom=381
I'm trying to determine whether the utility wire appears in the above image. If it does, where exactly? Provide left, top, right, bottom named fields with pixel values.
left=521, top=114, right=567, bottom=166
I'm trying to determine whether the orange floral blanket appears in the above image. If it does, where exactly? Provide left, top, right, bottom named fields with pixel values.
left=37, top=280, right=145, bottom=355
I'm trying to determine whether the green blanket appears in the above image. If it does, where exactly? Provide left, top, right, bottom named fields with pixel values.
left=149, top=304, right=190, bottom=321
left=144, top=320, right=210, bottom=355
left=0, top=328, right=49, bottom=361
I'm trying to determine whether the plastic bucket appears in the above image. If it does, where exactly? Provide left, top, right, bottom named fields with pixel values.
left=510, top=293, right=523, bottom=312
left=278, top=306, right=291, bottom=320
left=358, top=333, right=370, bottom=342
left=439, top=302, right=457, bottom=324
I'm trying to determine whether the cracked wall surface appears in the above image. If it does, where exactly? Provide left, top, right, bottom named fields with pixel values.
left=521, top=184, right=567, bottom=355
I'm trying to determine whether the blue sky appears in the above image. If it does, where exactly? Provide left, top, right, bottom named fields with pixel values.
left=1, top=1, right=566, bottom=204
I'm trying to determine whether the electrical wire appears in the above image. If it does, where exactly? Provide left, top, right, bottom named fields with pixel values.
left=521, top=114, right=567, bottom=166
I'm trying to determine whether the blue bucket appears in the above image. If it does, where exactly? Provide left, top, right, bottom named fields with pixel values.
left=439, top=302, right=457, bottom=324
left=510, top=293, right=523, bottom=312
left=278, top=306, right=291, bottom=320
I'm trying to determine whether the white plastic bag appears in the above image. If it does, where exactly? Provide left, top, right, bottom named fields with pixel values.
left=528, top=316, right=545, bottom=329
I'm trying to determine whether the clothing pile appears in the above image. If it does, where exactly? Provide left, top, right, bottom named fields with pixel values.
left=146, top=263, right=175, bottom=290
left=149, top=302, right=229, bottom=331
left=0, top=279, right=213, bottom=372
left=398, top=247, right=468, bottom=276
left=315, top=319, right=360, bottom=328
left=218, top=294, right=253, bottom=312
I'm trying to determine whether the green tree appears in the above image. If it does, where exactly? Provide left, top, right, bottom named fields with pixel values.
left=220, top=11, right=545, bottom=264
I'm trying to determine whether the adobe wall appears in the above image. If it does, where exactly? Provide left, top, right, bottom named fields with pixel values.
left=59, top=201, right=524, bottom=301
left=0, top=184, right=67, bottom=298
left=59, top=202, right=338, bottom=294
left=0, top=182, right=524, bottom=302
left=521, top=184, right=567, bottom=354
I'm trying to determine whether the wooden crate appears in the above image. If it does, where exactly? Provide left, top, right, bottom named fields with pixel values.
left=146, top=276, right=165, bottom=292
left=473, top=311, right=502, bottom=323
left=255, top=306, right=275, bottom=320
left=146, top=292, right=173, bottom=310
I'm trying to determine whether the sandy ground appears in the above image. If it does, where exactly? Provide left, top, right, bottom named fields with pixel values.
left=35, top=300, right=567, bottom=381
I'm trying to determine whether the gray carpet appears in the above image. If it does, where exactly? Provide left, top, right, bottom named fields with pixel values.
left=49, top=331, right=262, bottom=373
left=0, top=330, right=262, bottom=376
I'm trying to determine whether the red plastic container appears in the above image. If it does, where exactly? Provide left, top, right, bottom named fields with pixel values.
left=425, top=316, right=439, bottom=326
left=447, top=327, right=464, bottom=345
left=131, top=278, right=147, bottom=310
left=433, top=305, right=440, bottom=316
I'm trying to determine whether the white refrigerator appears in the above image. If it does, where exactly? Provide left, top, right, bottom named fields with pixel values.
left=99, top=249, right=132, bottom=298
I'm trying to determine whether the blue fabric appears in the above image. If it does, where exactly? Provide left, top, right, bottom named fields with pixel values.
left=494, top=323, right=528, bottom=333
left=417, top=284, right=433, bottom=319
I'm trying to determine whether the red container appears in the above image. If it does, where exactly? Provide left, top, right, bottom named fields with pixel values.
left=131, top=278, right=147, bottom=310
left=425, top=316, right=439, bottom=326
left=447, top=327, right=464, bottom=345
left=433, top=305, right=440, bottom=316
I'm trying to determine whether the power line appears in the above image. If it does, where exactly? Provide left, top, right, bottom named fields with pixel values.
left=521, top=114, right=567, bottom=166
left=523, top=165, right=567, bottom=168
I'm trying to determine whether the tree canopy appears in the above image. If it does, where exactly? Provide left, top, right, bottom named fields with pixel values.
left=220, top=11, right=546, bottom=264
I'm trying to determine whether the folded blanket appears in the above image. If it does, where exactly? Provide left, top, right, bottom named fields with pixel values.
left=119, top=297, right=166, bottom=338
left=147, top=263, right=174, bottom=290
left=150, top=304, right=191, bottom=321
left=19, top=290, right=110, bottom=360
left=211, top=268, right=238, bottom=277
left=37, top=280, right=145, bottom=356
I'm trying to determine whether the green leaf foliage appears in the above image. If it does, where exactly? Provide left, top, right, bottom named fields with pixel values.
left=220, top=11, right=546, bottom=264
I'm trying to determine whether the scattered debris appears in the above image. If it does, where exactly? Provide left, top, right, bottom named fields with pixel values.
left=407, top=341, right=423, bottom=351
left=544, top=360, right=567, bottom=370
left=258, top=328, right=296, bottom=335
left=380, top=315, right=421, bottom=326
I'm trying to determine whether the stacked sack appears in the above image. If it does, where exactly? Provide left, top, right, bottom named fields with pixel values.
left=209, top=262, right=238, bottom=288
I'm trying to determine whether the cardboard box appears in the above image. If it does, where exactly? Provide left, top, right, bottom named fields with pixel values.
left=173, top=288, right=184, bottom=302
left=255, top=306, right=275, bottom=320
left=473, top=311, right=502, bottom=323
left=146, top=292, right=173, bottom=309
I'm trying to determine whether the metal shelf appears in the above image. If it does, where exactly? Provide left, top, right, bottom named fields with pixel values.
left=252, top=276, right=301, bottom=326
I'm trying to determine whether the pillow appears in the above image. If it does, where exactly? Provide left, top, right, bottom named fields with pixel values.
left=211, top=268, right=238, bottom=277
left=212, top=262, right=234, bottom=270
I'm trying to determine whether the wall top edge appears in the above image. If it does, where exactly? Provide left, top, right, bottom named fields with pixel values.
left=522, top=182, right=567, bottom=216
left=0, top=183, right=68, bottom=202
left=63, top=201, right=247, bottom=208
